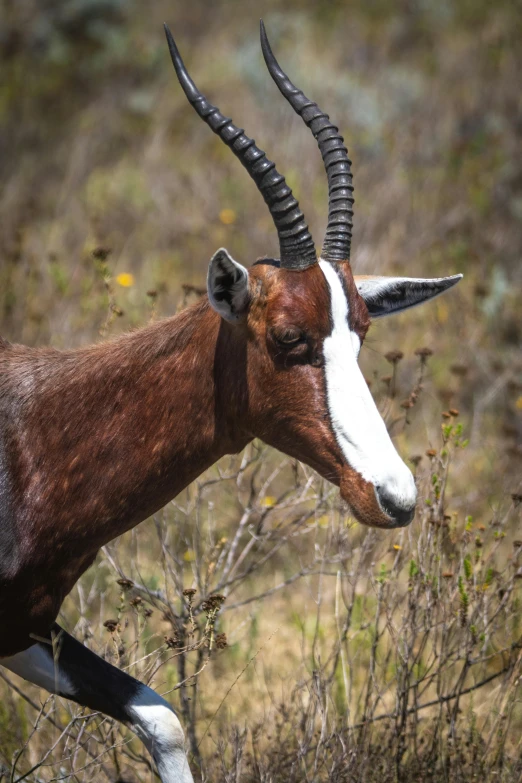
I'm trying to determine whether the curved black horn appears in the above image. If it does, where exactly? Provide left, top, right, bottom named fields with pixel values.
left=260, top=20, right=353, bottom=263
left=164, top=24, right=317, bottom=270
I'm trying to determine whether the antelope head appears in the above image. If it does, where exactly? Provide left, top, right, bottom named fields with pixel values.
left=165, top=23, right=462, bottom=529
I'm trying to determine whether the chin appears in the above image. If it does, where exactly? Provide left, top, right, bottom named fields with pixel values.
left=340, top=474, right=415, bottom=530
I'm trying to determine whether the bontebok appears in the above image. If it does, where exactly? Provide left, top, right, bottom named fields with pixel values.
left=0, top=21, right=462, bottom=782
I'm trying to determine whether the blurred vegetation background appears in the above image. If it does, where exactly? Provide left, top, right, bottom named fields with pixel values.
left=0, top=0, right=521, bottom=780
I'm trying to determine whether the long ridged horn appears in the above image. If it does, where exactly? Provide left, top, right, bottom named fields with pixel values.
left=164, top=24, right=317, bottom=270
left=260, top=20, right=353, bottom=263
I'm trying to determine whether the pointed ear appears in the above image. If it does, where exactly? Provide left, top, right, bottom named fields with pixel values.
left=207, top=248, right=250, bottom=322
left=354, top=274, right=463, bottom=318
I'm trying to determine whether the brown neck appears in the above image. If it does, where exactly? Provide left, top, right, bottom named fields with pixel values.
left=12, top=299, right=251, bottom=556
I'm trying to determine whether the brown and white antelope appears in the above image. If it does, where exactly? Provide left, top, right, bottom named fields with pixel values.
left=0, top=22, right=461, bottom=782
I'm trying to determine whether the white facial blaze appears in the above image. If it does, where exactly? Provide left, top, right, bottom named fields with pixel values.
left=319, top=261, right=417, bottom=513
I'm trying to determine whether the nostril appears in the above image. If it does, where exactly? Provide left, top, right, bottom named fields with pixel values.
left=376, top=489, right=416, bottom=527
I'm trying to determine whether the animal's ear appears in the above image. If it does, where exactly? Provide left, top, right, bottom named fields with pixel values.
left=354, top=274, right=462, bottom=318
left=207, top=248, right=250, bottom=322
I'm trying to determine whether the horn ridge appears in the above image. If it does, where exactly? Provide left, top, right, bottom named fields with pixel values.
left=260, top=19, right=354, bottom=263
left=164, top=24, right=317, bottom=270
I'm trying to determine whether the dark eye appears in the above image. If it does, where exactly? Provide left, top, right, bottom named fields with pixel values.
left=273, top=327, right=306, bottom=346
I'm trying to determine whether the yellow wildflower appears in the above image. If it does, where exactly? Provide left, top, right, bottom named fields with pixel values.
left=116, top=273, right=135, bottom=287
left=219, top=208, right=236, bottom=225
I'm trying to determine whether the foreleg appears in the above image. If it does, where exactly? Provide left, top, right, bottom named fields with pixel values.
left=1, top=624, right=194, bottom=783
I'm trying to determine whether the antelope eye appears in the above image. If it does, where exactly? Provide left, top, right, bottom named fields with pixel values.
left=273, top=327, right=306, bottom=346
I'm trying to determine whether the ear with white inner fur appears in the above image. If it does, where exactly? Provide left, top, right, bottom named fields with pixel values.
left=355, top=274, right=463, bottom=318
left=207, top=248, right=250, bottom=322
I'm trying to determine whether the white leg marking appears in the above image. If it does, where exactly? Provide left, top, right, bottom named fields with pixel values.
left=1, top=643, right=76, bottom=697
left=319, top=260, right=416, bottom=510
left=128, top=684, right=194, bottom=783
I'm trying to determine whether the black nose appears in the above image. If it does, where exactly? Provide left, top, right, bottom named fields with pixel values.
left=376, top=490, right=416, bottom=527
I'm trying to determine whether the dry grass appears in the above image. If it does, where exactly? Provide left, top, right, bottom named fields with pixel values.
left=1, top=0, right=521, bottom=780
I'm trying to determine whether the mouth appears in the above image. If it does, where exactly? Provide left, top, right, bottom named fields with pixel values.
left=375, top=495, right=415, bottom=528
left=340, top=470, right=416, bottom=529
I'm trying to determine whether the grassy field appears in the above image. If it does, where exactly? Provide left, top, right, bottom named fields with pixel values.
left=1, top=0, right=521, bottom=780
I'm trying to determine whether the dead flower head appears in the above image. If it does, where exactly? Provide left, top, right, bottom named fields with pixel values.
left=216, top=633, right=228, bottom=649
left=385, top=350, right=404, bottom=365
